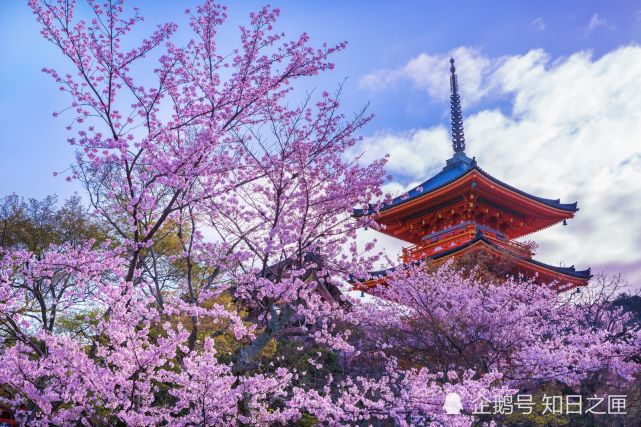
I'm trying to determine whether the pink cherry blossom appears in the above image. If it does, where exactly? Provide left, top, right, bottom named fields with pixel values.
left=0, top=1, right=637, bottom=425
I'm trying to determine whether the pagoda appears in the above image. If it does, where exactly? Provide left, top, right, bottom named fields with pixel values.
left=355, top=58, right=590, bottom=291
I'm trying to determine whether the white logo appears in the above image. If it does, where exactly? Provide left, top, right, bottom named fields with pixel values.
left=444, top=392, right=463, bottom=415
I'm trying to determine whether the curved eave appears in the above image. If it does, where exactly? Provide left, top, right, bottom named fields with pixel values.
left=525, top=257, right=592, bottom=280
left=355, top=235, right=590, bottom=286
left=353, top=161, right=470, bottom=218
left=475, top=167, right=578, bottom=213
left=431, top=236, right=591, bottom=281
left=353, top=159, right=578, bottom=218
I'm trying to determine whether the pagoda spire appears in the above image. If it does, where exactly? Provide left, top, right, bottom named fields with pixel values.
left=449, top=57, right=466, bottom=153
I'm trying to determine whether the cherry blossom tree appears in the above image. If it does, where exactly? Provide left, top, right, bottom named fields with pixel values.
left=352, top=261, right=641, bottom=420
left=1, top=0, right=638, bottom=425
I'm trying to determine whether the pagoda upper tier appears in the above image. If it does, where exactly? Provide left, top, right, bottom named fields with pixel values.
left=353, top=151, right=578, bottom=244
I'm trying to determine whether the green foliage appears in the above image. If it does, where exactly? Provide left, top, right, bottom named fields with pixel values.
left=500, top=383, right=576, bottom=427
left=56, top=309, right=102, bottom=341
left=294, top=413, right=320, bottom=427
left=0, top=193, right=107, bottom=254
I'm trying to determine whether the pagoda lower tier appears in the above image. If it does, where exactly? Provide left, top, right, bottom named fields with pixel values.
left=358, top=222, right=590, bottom=291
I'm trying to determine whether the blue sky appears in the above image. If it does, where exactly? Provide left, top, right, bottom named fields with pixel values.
left=2, top=1, right=641, bottom=285
left=1, top=1, right=640, bottom=196
left=0, top=0, right=639, bottom=195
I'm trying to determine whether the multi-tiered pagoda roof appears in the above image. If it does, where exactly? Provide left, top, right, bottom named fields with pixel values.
left=355, top=58, right=590, bottom=290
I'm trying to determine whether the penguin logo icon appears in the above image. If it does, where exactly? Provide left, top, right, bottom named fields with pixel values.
left=443, top=392, right=463, bottom=415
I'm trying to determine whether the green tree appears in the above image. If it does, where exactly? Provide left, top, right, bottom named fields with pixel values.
left=0, top=193, right=107, bottom=254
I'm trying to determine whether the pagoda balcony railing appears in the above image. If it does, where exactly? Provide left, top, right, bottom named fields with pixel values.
left=482, top=232, right=533, bottom=258
left=401, top=222, right=533, bottom=263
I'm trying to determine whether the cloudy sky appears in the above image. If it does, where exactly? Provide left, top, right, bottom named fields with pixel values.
left=1, top=1, right=641, bottom=286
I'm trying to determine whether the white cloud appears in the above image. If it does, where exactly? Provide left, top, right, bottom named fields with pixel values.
left=587, top=13, right=614, bottom=32
left=351, top=127, right=451, bottom=180
left=357, top=45, right=641, bottom=287
left=359, top=47, right=504, bottom=107
left=529, top=17, right=546, bottom=31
